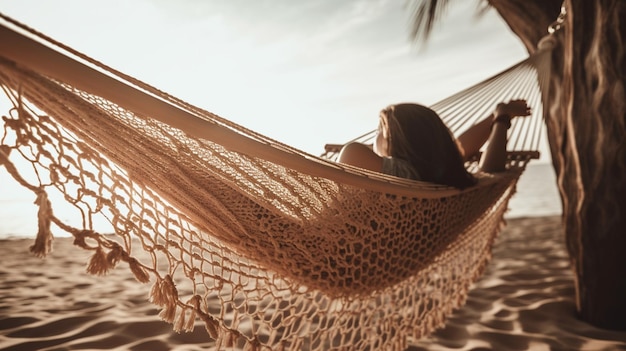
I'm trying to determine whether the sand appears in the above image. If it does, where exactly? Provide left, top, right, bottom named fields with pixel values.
left=1, top=216, right=625, bottom=351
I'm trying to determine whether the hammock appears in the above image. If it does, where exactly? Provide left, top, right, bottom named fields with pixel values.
left=0, top=14, right=554, bottom=351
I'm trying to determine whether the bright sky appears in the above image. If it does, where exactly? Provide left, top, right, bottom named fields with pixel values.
left=1, top=0, right=528, bottom=154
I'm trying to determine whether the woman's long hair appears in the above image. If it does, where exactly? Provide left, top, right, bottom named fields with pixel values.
left=382, top=103, right=476, bottom=189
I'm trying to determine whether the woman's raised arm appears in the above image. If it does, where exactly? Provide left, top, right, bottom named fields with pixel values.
left=455, top=100, right=531, bottom=169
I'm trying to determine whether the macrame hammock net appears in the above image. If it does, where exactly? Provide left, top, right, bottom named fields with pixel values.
left=0, top=15, right=554, bottom=351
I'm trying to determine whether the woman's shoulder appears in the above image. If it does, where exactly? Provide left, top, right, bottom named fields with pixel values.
left=337, top=142, right=383, bottom=172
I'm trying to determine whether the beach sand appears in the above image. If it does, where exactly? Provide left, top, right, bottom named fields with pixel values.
left=1, top=216, right=625, bottom=351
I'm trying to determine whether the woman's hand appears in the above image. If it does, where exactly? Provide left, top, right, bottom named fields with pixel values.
left=494, top=99, right=531, bottom=119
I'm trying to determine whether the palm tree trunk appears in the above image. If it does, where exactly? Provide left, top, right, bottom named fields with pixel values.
left=557, top=0, right=626, bottom=330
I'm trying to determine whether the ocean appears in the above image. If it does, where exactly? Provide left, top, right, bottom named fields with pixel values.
left=0, top=162, right=561, bottom=239
left=504, top=162, right=562, bottom=218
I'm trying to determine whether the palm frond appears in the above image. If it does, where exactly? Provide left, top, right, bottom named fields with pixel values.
left=407, top=0, right=489, bottom=43
left=408, top=0, right=451, bottom=42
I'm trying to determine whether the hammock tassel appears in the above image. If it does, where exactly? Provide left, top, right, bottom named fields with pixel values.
left=106, top=242, right=124, bottom=267
left=243, top=340, right=259, bottom=351
left=173, top=307, right=187, bottom=333
left=176, top=296, right=199, bottom=333
left=86, top=247, right=110, bottom=275
left=70, top=230, right=117, bottom=276
left=223, top=332, right=236, bottom=348
left=188, top=294, right=219, bottom=338
left=30, top=189, right=53, bottom=258
left=170, top=296, right=201, bottom=334
left=127, top=257, right=150, bottom=283
left=214, top=333, right=225, bottom=349
left=183, top=309, right=197, bottom=333
left=159, top=303, right=177, bottom=324
left=150, top=275, right=179, bottom=323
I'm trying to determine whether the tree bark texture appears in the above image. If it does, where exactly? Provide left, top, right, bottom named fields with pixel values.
left=489, top=0, right=626, bottom=330
left=559, top=0, right=626, bottom=330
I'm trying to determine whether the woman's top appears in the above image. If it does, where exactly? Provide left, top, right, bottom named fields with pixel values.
left=381, top=157, right=421, bottom=180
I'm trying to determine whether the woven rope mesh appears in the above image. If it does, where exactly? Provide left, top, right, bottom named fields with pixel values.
left=0, top=18, right=551, bottom=350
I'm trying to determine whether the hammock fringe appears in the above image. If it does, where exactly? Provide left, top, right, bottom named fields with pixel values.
left=30, top=189, right=54, bottom=257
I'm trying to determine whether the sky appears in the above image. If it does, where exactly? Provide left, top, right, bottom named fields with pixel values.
left=0, top=0, right=529, bottom=154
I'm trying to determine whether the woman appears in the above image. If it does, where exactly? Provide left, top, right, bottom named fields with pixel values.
left=337, top=100, right=531, bottom=189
